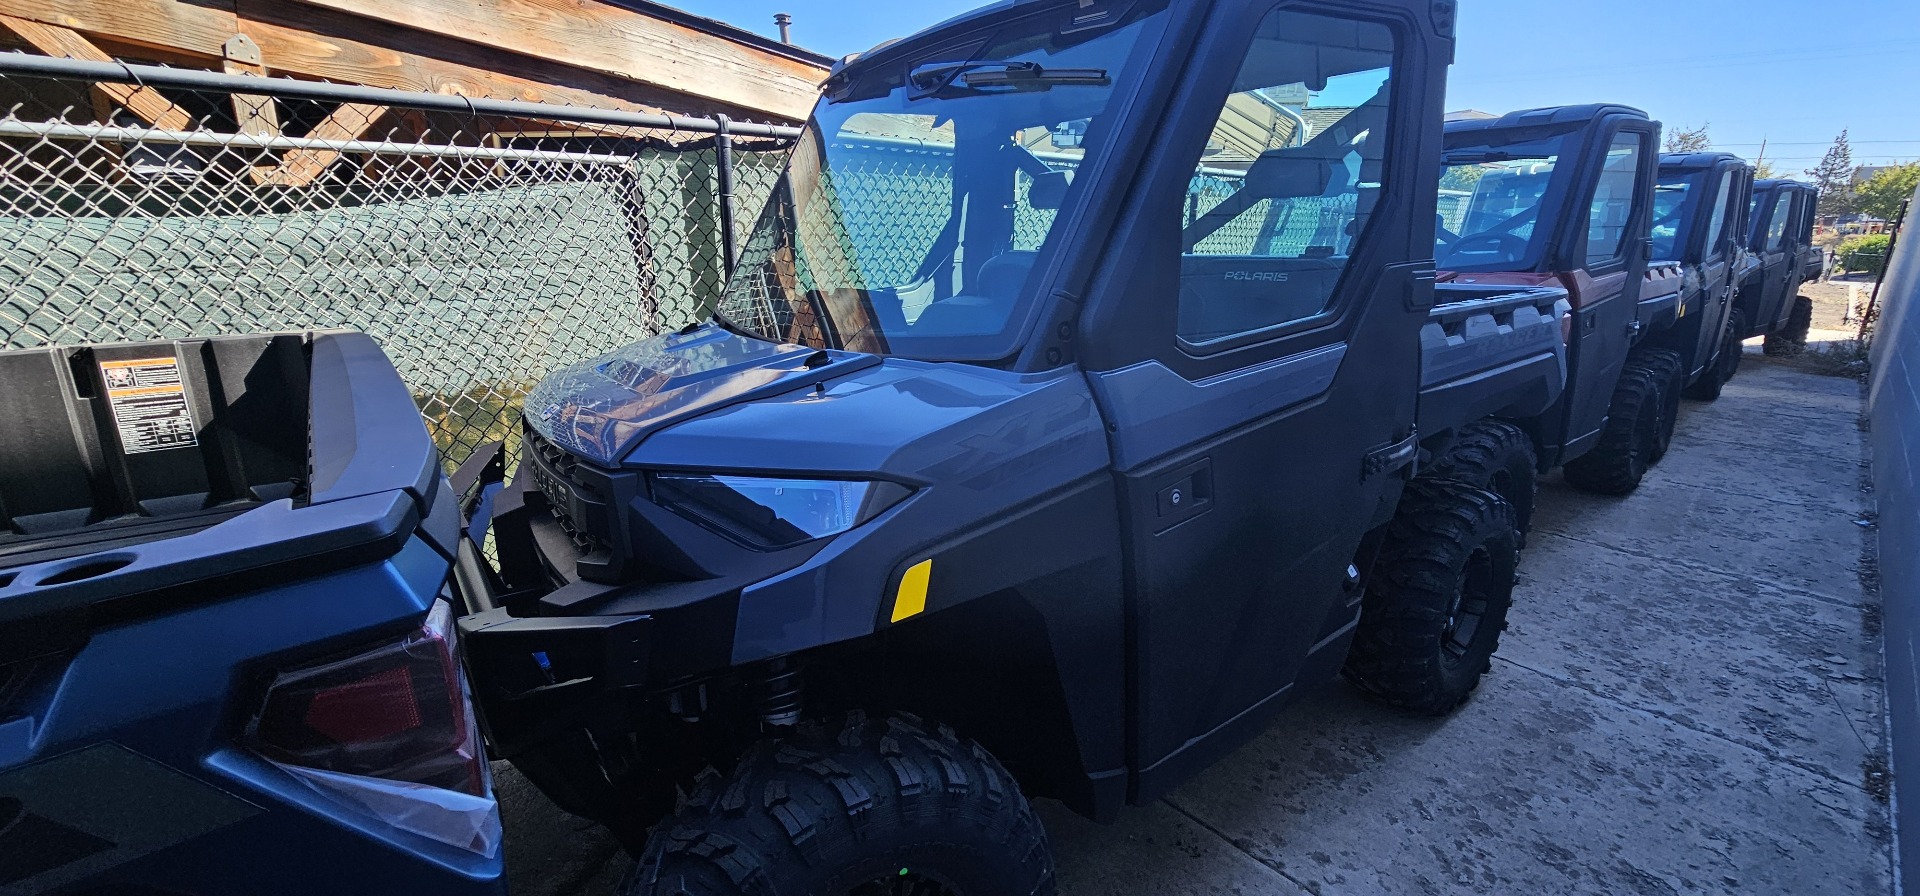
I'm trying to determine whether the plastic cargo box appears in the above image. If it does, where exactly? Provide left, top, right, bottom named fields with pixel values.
left=0, top=331, right=506, bottom=896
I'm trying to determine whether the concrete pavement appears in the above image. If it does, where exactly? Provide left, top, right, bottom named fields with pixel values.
left=502, top=349, right=1891, bottom=895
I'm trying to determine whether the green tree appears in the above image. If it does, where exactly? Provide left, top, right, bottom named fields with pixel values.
left=1753, top=158, right=1780, bottom=180
left=1855, top=162, right=1920, bottom=222
left=1808, top=130, right=1855, bottom=217
left=1663, top=122, right=1713, bottom=153
left=1439, top=164, right=1486, bottom=192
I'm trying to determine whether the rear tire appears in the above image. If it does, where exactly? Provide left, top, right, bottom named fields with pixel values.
left=1343, top=479, right=1518, bottom=715
left=1425, top=420, right=1536, bottom=547
left=1562, top=360, right=1662, bottom=495
left=1638, top=350, right=1684, bottom=464
left=626, top=713, right=1053, bottom=896
left=1720, top=308, right=1746, bottom=384
left=1764, top=295, right=1814, bottom=355
left=1684, top=310, right=1742, bottom=401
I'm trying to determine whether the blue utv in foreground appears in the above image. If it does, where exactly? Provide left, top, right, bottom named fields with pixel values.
left=0, top=331, right=504, bottom=895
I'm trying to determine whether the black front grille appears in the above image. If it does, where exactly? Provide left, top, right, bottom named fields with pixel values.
left=506, top=426, right=683, bottom=586
left=526, top=428, right=579, bottom=479
left=523, top=428, right=607, bottom=558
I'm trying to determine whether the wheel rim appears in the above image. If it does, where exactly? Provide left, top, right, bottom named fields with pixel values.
left=848, top=870, right=963, bottom=896
left=1442, top=545, right=1495, bottom=660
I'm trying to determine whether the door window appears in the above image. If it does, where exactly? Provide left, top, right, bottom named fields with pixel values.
left=1764, top=192, right=1794, bottom=249
left=1174, top=10, right=1396, bottom=345
left=1650, top=173, right=1693, bottom=261
left=1703, top=174, right=1737, bottom=259
left=1586, top=133, right=1642, bottom=264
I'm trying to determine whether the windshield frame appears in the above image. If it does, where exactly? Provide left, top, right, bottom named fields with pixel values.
left=709, top=0, right=1178, bottom=366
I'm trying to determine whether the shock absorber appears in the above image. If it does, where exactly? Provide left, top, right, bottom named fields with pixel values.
left=755, top=658, right=803, bottom=730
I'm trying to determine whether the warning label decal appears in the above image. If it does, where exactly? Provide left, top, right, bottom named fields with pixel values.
left=99, top=357, right=198, bottom=453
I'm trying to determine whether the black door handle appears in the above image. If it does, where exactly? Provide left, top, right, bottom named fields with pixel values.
left=1151, top=458, right=1213, bottom=533
left=1362, top=430, right=1419, bottom=481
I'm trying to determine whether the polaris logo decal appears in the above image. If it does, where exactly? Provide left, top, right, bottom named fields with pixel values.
left=1223, top=271, right=1289, bottom=282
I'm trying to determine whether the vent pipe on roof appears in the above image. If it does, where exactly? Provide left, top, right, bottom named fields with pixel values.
left=774, top=13, right=793, bottom=44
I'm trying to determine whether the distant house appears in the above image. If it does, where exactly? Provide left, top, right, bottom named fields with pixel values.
left=1446, top=109, right=1498, bottom=122
left=1855, top=166, right=1895, bottom=185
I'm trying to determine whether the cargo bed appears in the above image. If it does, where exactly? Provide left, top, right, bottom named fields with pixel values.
left=1417, top=282, right=1570, bottom=435
left=0, top=331, right=445, bottom=649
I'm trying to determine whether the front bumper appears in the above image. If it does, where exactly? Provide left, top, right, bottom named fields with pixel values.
left=450, top=441, right=784, bottom=759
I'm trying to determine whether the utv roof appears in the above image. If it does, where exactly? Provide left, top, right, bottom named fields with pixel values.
left=1754, top=178, right=1815, bottom=192
left=1443, top=103, right=1648, bottom=145
left=1660, top=151, right=1746, bottom=172
left=837, top=0, right=1435, bottom=77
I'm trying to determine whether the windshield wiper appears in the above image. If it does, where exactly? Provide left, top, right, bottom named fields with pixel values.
left=909, top=61, right=1109, bottom=98
left=1443, top=151, right=1530, bottom=165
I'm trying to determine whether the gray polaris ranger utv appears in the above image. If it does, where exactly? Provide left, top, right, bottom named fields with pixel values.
left=1744, top=179, right=1821, bottom=355
left=454, top=1, right=1551, bottom=892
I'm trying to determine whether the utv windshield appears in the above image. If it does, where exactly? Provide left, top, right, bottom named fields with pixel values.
left=1650, top=172, right=1698, bottom=261
left=1436, top=134, right=1567, bottom=271
left=710, top=1, right=1170, bottom=361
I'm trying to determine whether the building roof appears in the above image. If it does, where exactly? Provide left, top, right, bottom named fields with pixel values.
left=1856, top=165, right=1896, bottom=184
left=603, top=1, right=836, bottom=68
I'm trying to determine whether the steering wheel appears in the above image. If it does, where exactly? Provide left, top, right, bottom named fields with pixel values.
left=1441, top=231, right=1530, bottom=265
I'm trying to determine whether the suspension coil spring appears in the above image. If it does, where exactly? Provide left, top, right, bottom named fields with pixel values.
left=755, top=658, right=804, bottom=730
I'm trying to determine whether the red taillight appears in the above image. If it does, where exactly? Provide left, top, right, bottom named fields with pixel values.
left=303, top=666, right=422, bottom=745
left=250, top=601, right=484, bottom=796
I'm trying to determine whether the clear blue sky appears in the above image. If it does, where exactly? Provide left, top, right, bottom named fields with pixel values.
left=681, top=0, right=1920, bottom=172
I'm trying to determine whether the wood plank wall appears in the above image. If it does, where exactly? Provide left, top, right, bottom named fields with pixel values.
left=0, top=0, right=827, bottom=123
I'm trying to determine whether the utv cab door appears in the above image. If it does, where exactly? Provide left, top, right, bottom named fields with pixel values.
left=1685, top=163, right=1751, bottom=379
left=1793, top=188, right=1823, bottom=283
left=1750, top=185, right=1799, bottom=334
left=1070, top=2, right=1445, bottom=803
left=1552, top=117, right=1657, bottom=461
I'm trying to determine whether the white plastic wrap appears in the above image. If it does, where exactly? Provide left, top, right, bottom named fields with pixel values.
left=278, top=762, right=503, bottom=858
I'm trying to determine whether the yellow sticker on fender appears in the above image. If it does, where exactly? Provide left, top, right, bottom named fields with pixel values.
left=891, top=559, right=933, bottom=623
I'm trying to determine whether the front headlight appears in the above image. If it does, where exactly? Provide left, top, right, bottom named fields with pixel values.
left=649, top=473, right=911, bottom=549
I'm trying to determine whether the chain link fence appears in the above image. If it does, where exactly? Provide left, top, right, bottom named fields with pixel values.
left=0, top=54, right=797, bottom=471
left=0, top=54, right=1297, bottom=479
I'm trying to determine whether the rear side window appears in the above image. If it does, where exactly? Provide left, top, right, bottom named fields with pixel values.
left=1174, top=10, right=1396, bottom=345
left=1586, top=133, right=1641, bottom=264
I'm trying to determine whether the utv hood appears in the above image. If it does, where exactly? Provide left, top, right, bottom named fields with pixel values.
left=523, top=325, right=879, bottom=466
